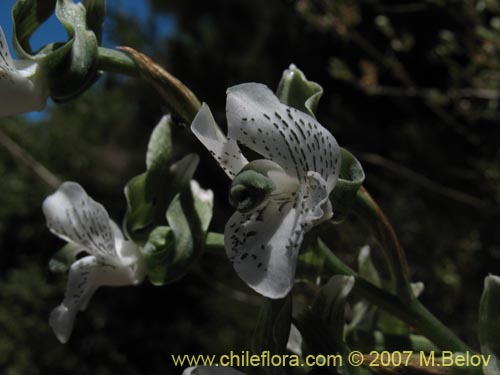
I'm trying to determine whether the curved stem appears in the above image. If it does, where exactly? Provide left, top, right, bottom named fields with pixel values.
left=0, top=128, right=61, bottom=189
left=96, top=47, right=139, bottom=77
left=353, top=186, right=414, bottom=302
left=317, top=239, right=472, bottom=353
left=204, top=231, right=471, bottom=352
left=117, top=46, right=201, bottom=124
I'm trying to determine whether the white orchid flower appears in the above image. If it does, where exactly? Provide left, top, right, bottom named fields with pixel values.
left=191, top=83, right=341, bottom=299
left=43, top=182, right=145, bottom=343
left=0, top=26, right=47, bottom=117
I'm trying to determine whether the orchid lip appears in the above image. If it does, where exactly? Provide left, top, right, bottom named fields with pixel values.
left=229, top=169, right=276, bottom=213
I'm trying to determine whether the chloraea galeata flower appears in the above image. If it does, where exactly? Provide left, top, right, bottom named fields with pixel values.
left=191, top=83, right=341, bottom=299
left=43, top=182, right=145, bottom=343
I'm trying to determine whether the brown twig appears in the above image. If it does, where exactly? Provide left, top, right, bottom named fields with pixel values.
left=353, top=186, right=414, bottom=302
left=117, top=46, right=201, bottom=124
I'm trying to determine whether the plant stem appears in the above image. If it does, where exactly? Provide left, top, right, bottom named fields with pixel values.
left=204, top=231, right=471, bottom=352
left=0, top=128, right=61, bottom=189
left=117, top=46, right=201, bottom=124
left=96, top=47, right=139, bottom=77
left=353, top=187, right=414, bottom=302
left=317, top=239, right=472, bottom=353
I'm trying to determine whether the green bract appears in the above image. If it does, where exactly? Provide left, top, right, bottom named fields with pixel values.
left=253, top=296, right=292, bottom=375
left=125, top=115, right=213, bottom=285
left=276, top=64, right=323, bottom=118
left=142, top=180, right=214, bottom=286
left=160, top=180, right=213, bottom=283
left=330, top=148, right=365, bottom=223
left=124, top=115, right=198, bottom=243
left=296, top=275, right=357, bottom=374
left=142, top=226, right=175, bottom=286
left=12, top=0, right=105, bottom=101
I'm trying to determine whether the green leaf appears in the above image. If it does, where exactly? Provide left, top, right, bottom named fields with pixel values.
left=276, top=64, right=323, bottom=118
left=358, top=245, right=382, bottom=287
left=376, top=282, right=425, bottom=339
left=295, top=234, right=325, bottom=283
left=161, top=180, right=213, bottom=283
left=297, top=276, right=352, bottom=352
left=12, top=0, right=101, bottom=102
left=253, top=296, right=292, bottom=375
left=48, top=243, right=83, bottom=273
left=11, top=0, right=57, bottom=57
left=51, top=0, right=99, bottom=101
left=190, top=180, right=214, bottom=233
left=330, top=148, right=365, bottom=223
left=377, top=311, right=410, bottom=336
left=146, top=153, right=199, bottom=225
left=142, top=226, right=175, bottom=286
left=345, top=246, right=380, bottom=336
left=124, top=172, right=152, bottom=243
left=146, top=114, right=173, bottom=171
left=348, top=246, right=426, bottom=343
left=479, top=275, right=500, bottom=375
left=82, top=0, right=106, bottom=44
left=296, top=275, right=356, bottom=374
left=124, top=154, right=199, bottom=243
left=138, top=181, right=213, bottom=286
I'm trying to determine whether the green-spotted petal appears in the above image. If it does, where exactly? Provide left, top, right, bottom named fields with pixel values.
left=50, top=252, right=143, bottom=344
left=225, top=170, right=331, bottom=298
left=226, top=83, right=340, bottom=191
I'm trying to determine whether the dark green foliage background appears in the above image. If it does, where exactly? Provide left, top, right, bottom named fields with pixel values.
left=1, top=0, right=499, bottom=373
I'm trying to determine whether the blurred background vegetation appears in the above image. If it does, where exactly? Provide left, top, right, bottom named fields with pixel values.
left=1, top=0, right=500, bottom=373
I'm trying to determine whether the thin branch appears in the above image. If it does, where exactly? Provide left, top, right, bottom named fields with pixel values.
left=0, top=128, right=61, bottom=189
left=297, top=1, right=469, bottom=132
left=361, top=85, right=500, bottom=100
left=317, top=239, right=472, bottom=353
left=355, top=151, right=495, bottom=213
left=352, top=187, right=414, bottom=302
